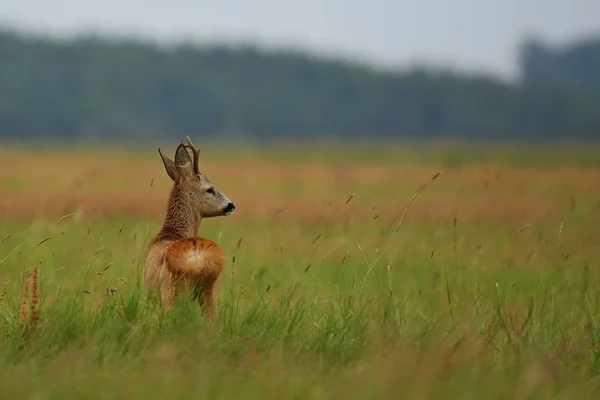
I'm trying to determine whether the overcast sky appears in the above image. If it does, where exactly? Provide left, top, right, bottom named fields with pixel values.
left=1, top=0, right=598, bottom=80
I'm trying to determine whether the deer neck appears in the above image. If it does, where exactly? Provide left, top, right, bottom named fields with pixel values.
left=161, top=184, right=202, bottom=239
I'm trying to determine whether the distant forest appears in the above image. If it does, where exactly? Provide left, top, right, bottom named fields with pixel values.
left=0, top=28, right=599, bottom=141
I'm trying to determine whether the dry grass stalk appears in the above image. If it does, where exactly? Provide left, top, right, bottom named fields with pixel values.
left=29, top=266, right=41, bottom=329
left=59, top=212, right=76, bottom=220
left=0, top=281, right=8, bottom=308
left=378, top=171, right=442, bottom=252
left=496, top=298, right=533, bottom=349
left=441, top=333, right=466, bottom=377
left=20, top=277, right=29, bottom=327
left=478, top=313, right=496, bottom=359
left=495, top=302, right=513, bottom=345
left=19, top=266, right=41, bottom=332
left=518, top=224, right=532, bottom=233
left=514, top=298, right=534, bottom=344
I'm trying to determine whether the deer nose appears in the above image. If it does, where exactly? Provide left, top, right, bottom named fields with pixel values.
left=223, top=202, right=235, bottom=216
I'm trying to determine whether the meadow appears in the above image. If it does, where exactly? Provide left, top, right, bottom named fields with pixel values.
left=0, top=141, right=599, bottom=399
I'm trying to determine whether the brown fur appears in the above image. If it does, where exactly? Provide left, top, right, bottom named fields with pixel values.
left=144, top=137, right=234, bottom=320
left=160, top=238, right=226, bottom=319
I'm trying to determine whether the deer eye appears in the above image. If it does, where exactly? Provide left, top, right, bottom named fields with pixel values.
left=206, top=187, right=216, bottom=195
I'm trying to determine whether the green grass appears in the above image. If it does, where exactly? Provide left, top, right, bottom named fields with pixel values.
left=1, top=144, right=600, bottom=399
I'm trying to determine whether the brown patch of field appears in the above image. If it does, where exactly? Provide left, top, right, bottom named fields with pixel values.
left=0, top=147, right=597, bottom=226
left=0, top=191, right=564, bottom=226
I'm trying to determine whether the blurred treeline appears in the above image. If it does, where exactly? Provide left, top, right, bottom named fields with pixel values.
left=0, top=28, right=599, bottom=141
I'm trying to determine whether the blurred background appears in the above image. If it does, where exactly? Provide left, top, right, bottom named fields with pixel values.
left=0, top=0, right=599, bottom=143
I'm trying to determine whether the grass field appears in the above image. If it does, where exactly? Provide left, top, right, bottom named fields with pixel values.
left=1, top=141, right=600, bottom=399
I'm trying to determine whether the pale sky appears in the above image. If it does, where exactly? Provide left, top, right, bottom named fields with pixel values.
left=1, top=0, right=598, bottom=80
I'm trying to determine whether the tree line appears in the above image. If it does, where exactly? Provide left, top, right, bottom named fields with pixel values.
left=0, top=28, right=599, bottom=141
left=519, top=35, right=600, bottom=91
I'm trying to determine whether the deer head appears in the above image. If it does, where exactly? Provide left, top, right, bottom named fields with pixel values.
left=158, top=136, right=235, bottom=218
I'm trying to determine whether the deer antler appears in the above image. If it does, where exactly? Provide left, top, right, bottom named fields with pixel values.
left=185, top=135, right=200, bottom=174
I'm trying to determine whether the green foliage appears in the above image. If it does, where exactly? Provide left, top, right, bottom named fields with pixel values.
left=519, top=35, right=600, bottom=90
left=0, top=28, right=599, bottom=141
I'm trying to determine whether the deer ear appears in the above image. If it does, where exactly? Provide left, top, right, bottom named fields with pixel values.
left=174, top=143, right=194, bottom=176
left=185, top=147, right=196, bottom=164
left=158, top=148, right=179, bottom=181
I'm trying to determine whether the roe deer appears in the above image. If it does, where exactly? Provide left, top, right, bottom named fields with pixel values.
left=144, top=137, right=235, bottom=320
